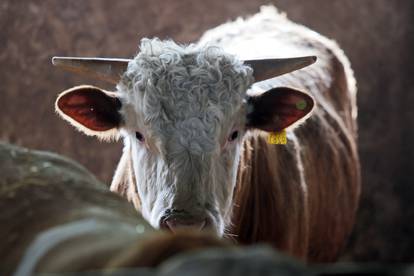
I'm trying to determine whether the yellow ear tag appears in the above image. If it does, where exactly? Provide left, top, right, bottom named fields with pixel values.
left=268, top=129, right=287, bottom=145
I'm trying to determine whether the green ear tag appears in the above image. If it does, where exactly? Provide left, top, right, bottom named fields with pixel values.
left=268, top=129, right=287, bottom=145
left=296, top=100, right=307, bottom=110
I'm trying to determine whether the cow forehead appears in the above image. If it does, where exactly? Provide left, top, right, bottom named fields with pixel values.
left=118, top=38, right=253, bottom=150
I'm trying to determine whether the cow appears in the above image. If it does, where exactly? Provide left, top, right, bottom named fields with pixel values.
left=53, top=6, right=360, bottom=262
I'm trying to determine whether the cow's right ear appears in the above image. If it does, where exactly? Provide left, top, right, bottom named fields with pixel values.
left=55, top=85, right=123, bottom=140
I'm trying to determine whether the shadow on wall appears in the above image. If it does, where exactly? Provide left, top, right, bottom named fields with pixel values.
left=0, top=0, right=413, bottom=262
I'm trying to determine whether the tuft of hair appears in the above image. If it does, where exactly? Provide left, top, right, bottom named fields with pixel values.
left=106, top=231, right=230, bottom=268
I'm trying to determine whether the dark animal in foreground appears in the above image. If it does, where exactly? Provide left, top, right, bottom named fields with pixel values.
left=0, top=142, right=226, bottom=275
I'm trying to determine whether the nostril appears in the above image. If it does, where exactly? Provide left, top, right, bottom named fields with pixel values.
left=163, top=218, right=206, bottom=233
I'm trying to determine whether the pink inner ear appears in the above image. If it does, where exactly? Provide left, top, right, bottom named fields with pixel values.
left=272, top=95, right=311, bottom=129
left=247, top=87, right=314, bottom=132
left=57, top=88, right=122, bottom=131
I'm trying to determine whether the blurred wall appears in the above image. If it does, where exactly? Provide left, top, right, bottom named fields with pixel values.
left=0, top=0, right=413, bottom=261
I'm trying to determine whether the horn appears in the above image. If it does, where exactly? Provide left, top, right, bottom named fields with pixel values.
left=243, top=56, right=317, bottom=82
left=52, top=57, right=131, bottom=84
left=52, top=55, right=316, bottom=84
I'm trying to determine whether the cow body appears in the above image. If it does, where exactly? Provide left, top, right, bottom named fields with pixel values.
left=195, top=6, right=360, bottom=261
left=54, top=6, right=360, bottom=262
left=111, top=6, right=360, bottom=261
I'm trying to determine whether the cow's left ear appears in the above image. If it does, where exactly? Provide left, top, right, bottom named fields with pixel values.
left=246, top=87, right=315, bottom=132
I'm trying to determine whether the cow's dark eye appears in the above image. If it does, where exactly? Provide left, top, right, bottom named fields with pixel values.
left=135, top=131, right=145, bottom=142
left=228, top=130, right=239, bottom=142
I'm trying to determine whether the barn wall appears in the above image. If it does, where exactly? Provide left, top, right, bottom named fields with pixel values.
left=0, top=0, right=413, bottom=261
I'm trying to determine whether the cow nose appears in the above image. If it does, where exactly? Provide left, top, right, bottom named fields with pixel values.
left=161, top=217, right=207, bottom=233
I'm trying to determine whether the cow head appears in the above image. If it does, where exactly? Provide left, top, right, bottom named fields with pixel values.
left=54, top=38, right=315, bottom=235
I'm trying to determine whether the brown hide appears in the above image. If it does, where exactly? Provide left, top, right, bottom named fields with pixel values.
left=204, top=10, right=361, bottom=262
left=233, top=134, right=310, bottom=258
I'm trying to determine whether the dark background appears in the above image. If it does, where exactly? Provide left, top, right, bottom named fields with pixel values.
left=1, top=0, right=413, bottom=262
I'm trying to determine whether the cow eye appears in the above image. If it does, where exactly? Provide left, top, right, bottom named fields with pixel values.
left=135, top=131, right=145, bottom=142
left=228, top=130, right=239, bottom=142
